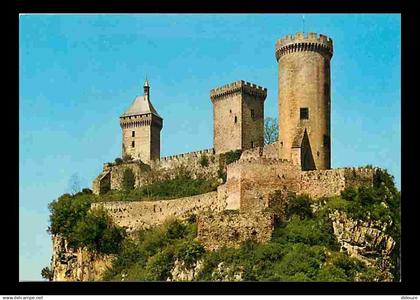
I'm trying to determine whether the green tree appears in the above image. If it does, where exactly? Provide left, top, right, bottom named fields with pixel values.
left=41, top=266, right=53, bottom=281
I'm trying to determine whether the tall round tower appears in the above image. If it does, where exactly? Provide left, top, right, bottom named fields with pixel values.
left=275, top=32, right=333, bottom=170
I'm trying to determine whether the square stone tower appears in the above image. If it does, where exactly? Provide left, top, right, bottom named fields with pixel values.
left=120, top=80, right=163, bottom=163
left=210, top=80, right=267, bottom=154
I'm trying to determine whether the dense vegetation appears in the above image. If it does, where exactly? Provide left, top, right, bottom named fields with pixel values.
left=47, top=190, right=126, bottom=254
left=102, top=218, right=203, bottom=281
left=99, top=172, right=219, bottom=202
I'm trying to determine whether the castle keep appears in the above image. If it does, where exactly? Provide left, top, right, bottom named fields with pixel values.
left=210, top=80, right=267, bottom=154
left=90, top=32, right=376, bottom=251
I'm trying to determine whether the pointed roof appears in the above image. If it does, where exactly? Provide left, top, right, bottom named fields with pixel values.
left=121, top=95, right=161, bottom=118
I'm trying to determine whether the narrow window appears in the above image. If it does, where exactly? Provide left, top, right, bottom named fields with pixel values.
left=251, top=109, right=255, bottom=120
left=132, top=131, right=135, bottom=137
left=131, top=141, right=135, bottom=148
left=300, top=107, right=309, bottom=120
left=234, top=116, right=237, bottom=123
left=251, top=141, right=254, bottom=148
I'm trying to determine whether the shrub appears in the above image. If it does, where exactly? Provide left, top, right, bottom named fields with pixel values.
left=175, top=240, right=205, bottom=268
left=69, top=208, right=126, bottom=254
left=199, top=155, right=209, bottom=167
left=217, top=168, right=227, bottom=183
left=122, top=154, right=133, bottom=162
left=114, top=157, right=123, bottom=165
left=144, top=248, right=175, bottom=280
left=48, top=192, right=125, bottom=254
left=122, top=168, right=135, bottom=192
left=270, top=244, right=326, bottom=281
left=82, top=188, right=93, bottom=194
left=224, top=150, right=242, bottom=165
left=286, top=194, right=313, bottom=220
left=41, top=266, right=53, bottom=281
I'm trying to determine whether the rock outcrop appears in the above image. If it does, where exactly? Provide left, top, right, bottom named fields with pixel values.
left=328, top=210, right=396, bottom=281
left=50, top=235, right=115, bottom=281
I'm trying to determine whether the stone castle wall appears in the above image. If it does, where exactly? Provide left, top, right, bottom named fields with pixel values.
left=300, top=167, right=376, bottom=199
left=224, top=157, right=300, bottom=211
left=197, top=210, right=275, bottom=251
left=91, top=191, right=223, bottom=233
left=92, top=148, right=221, bottom=195
left=240, top=142, right=278, bottom=160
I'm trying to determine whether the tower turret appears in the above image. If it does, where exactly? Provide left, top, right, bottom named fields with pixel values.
left=120, top=80, right=163, bottom=163
left=275, top=32, right=333, bottom=170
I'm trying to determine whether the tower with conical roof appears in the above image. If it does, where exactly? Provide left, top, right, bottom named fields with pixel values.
left=119, top=80, right=163, bottom=163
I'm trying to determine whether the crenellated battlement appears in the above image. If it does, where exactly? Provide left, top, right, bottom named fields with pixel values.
left=275, top=32, right=333, bottom=61
left=119, top=113, right=162, bottom=129
left=210, top=80, right=267, bottom=101
left=159, top=148, right=216, bottom=161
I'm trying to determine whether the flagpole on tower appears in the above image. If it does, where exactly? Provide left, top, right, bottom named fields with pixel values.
left=302, top=14, right=305, bottom=33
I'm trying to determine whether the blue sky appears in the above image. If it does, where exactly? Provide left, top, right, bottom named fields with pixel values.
left=19, top=14, right=401, bottom=281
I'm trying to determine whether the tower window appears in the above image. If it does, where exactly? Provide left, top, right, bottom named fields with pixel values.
left=131, top=141, right=135, bottom=148
left=251, top=109, right=255, bottom=120
left=300, top=108, right=309, bottom=120
left=132, top=131, right=135, bottom=137
left=234, top=116, right=237, bottom=123
left=251, top=141, right=254, bottom=148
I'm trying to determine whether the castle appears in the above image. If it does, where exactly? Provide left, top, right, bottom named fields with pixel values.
left=91, top=32, right=376, bottom=250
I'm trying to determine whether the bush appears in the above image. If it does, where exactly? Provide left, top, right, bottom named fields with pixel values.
left=286, top=194, right=313, bottom=220
left=114, top=157, right=123, bottom=165
left=123, top=154, right=133, bottom=162
left=122, top=168, right=135, bottom=192
left=175, top=240, right=205, bottom=268
left=48, top=193, right=125, bottom=254
left=199, top=155, right=209, bottom=167
left=82, top=188, right=93, bottom=194
left=41, top=266, right=53, bottom=281
left=224, top=150, right=242, bottom=165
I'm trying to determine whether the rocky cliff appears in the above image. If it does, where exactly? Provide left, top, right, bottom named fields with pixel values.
left=50, top=235, right=115, bottom=281
left=328, top=210, right=396, bottom=281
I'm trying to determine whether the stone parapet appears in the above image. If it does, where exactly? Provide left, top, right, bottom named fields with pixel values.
left=210, top=80, right=267, bottom=102
left=275, top=32, right=333, bottom=60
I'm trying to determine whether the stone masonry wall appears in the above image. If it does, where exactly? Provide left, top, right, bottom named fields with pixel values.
left=224, top=157, right=301, bottom=211
left=92, top=148, right=221, bottom=195
left=197, top=210, right=275, bottom=251
left=240, top=142, right=278, bottom=160
left=300, top=167, right=376, bottom=199
left=91, top=191, right=223, bottom=233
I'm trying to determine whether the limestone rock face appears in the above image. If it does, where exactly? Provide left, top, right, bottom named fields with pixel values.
left=50, top=235, right=115, bottom=281
left=329, top=210, right=396, bottom=281
left=168, top=259, right=204, bottom=281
